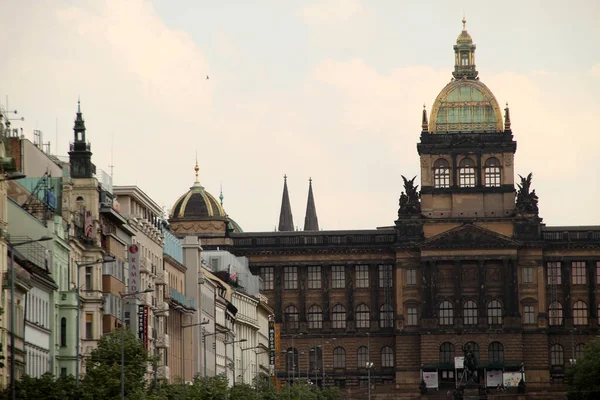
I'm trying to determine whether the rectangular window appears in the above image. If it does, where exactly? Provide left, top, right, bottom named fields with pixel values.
left=356, top=265, right=369, bottom=288
left=260, top=267, right=274, bottom=290
left=379, top=265, right=393, bottom=288
left=332, top=266, right=345, bottom=289
left=406, top=269, right=416, bottom=286
left=85, top=313, right=93, bottom=339
left=523, top=305, right=535, bottom=324
left=284, top=267, right=298, bottom=289
left=407, top=307, right=418, bottom=326
left=85, top=266, right=92, bottom=290
left=308, top=266, right=322, bottom=289
left=547, top=262, right=562, bottom=285
left=571, top=261, right=586, bottom=285
left=522, top=267, right=533, bottom=284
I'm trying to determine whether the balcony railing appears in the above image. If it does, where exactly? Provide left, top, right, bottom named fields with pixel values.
left=542, top=229, right=600, bottom=242
left=156, top=269, right=169, bottom=286
left=156, top=332, right=169, bottom=349
left=169, top=288, right=196, bottom=310
left=232, top=231, right=396, bottom=248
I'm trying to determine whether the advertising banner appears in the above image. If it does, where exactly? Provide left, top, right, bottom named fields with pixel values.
left=268, top=320, right=276, bottom=366
left=422, top=371, right=439, bottom=388
left=128, top=244, right=140, bottom=292
left=138, top=305, right=144, bottom=340
left=486, top=370, right=503, bottom=387
left=143, top=306, right=149, bottom=349
left=454, top=356, right=464, bottom=369
left=503, top=372, right=523, bottom=388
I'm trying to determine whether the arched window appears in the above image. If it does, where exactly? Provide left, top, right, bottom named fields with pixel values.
left=309, top=346, right=322, bottom=371
left=356, top=304, right=370, bottom=328
left=487, top=300, right=503, bottom=325
left=357, top=346, right=369, bottom=369
left=379, top=304, right=394, bottom=328
left=439, top=301, right=454, bottom=326
left=60, top=317, right=67, bottom=347
left=484, top=157, right=501, bottom=187
left=308, top=305, right=323, bottom=329
left=463, top=300, right=478, bottom=325
left=284, top=305, right=299, bottom=330
left=286, top=348, right=298, bottom=372
left=433, top=159, right=451, bottom=188
left=549, top=302, right=563, bottom=326
left=458, top=158, right=476, bottom=187
left=332, top=304, right=346, bottom=329
left=439, top=342, right=455, bottom=364
left=574, top=344, right=585, bottom=360
left=488, top=342, right=504, bottom=364
left=550, top=344, right=564, bottom=366
left=573, top=301, right=588, bottom=326
left=464, top=342, right=480, bottom=363
left=333, top=347, right=346, bottom=368
left=381, top=346, right=394, bottom=368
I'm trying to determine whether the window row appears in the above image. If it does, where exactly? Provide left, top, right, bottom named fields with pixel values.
left=546, top=261, right=600, bottom=285
left=550, top=343, right=585, bottom=366
left=436, top=300, right=503, bottom=326
left=439, top=342, right=503, bottom=365
left=285, top=346, right=394, bottom=371
left=432, top=157, right=502, bottom=189
left=285, top=303, right=394, bottom=330
left=548, top=301, right=598, bottom=326
left=260, top=265, right=393, bottom=291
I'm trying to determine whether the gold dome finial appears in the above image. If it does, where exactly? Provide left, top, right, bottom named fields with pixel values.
left=462, top=16, right=467, bottom=31
left=194, top=152, right=201, bottom=185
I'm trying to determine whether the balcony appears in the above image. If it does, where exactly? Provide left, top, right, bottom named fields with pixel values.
left=156, top=332, right=170, bottom=349
left=140, top=257, right=152, bottom=274
left=169, top=288, right=196, bottom=310
left=156, top=269, right=169, bottom=286
left=156, top=301, right=169, bottom=317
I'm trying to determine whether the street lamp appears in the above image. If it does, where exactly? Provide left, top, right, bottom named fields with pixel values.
left=203, top=328, right=232, bottom=379
left=240, top=345, right=260, bottom=385
left=181, top=320, right=209, bottom=400
left=120, top=288, right=153, bottom=400
left=75, top=255, right=116, bottom=387
left=366, top=361, right=374, bottom=400
left=7, top=235, right=52, bottom=400
left=224, top=337, right=247, bottom=385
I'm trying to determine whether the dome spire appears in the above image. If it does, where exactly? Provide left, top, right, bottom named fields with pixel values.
left=504, top=102, right=512, bottom=131
left=453, top=17, right=478, bottom=80
left=192, top=152, right=203, bottom=188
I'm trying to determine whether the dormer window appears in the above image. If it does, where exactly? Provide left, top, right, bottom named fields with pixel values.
left=458, top=158, right=476, bottom=187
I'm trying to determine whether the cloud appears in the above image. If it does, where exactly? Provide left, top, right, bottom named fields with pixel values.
left=299, top=0, right=364, bottom=25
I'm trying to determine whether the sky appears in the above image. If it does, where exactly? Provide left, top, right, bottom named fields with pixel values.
left=1, top=0, right=599, bottom=232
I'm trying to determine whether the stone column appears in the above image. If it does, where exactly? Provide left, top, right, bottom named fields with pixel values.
left=563, top=260, right=572, bottom=321
left=299, top=267, right=307, bottom=323
left=421, top=261, right=431, bottom=318
left=477, top=260, right=486, bottom=323
left=323, top=265, right=330, bottom=322
left=346, top=265, right=355, bottom=321
left=588, top=260, right=596, bottom=325
left=502, top=258, right=512, bottom=316
left=476, top=153, right=483, bottom=187
left=454, top=260, right=462, bottom=318
left=451, top=153, right=458, bottom=187
left=275, top=268, right=283, bottom=321
left=511, top=259, right=520, bottom=316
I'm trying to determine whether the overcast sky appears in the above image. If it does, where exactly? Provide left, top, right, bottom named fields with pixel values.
left=1, top=0, right=599, bottom=232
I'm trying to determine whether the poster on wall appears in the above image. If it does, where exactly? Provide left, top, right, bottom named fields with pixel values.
left=503, top=372, right=523, bottom=388
left=422, top=371, right=439, bottom=388
left=454, top=356, right=464, bottom=369
left=486, top=370, right=503, bottom=387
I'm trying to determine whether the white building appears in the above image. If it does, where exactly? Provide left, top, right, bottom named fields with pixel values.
left=25, top=283, right=55, bottom=377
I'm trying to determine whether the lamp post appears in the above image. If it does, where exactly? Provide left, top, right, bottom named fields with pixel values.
left=203, top=328, right=231, bottom=379
left=7, top=235, right=52, bottom=400
left=366, top=362, right=374, bottom=400
left=75, top=255, right=116, bottom=387
left=181, top=320, right=209, bottom=400
left=224, top=337, right=247, bottom=385
left=240, top=345, right=259, bottom=385
left=120, top=288, right=153, bottom=400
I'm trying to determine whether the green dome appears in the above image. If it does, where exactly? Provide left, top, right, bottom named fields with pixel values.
left=429, top=79, right=503, bottom=133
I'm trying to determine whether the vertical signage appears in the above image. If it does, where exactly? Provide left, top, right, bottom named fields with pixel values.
left=138, top=305, right=144, bottom=340
left=128, top=244, right=139, bottom=292
left=268, top=320, right=275, bottom=366
left=143, top=306, right=149, bottom=349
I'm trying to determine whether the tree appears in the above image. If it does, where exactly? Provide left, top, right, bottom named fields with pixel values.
left=0, top=373, right=80, bottom=400
left=80, top=328, right=154, bottom=400
left=566, top=339, right=600, bottom=400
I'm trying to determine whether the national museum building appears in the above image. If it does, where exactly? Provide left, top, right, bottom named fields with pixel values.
left=170, top=21, right=599, bottom=399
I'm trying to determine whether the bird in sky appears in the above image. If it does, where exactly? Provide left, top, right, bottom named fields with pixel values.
left=206, top=75, right=209, bottom=80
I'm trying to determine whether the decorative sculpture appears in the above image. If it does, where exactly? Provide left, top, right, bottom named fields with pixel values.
left=398, top=175, right=421, bottom=216
left=463, top=344, right=478, bottom=384
left=515, top=173, right=539, bottom=215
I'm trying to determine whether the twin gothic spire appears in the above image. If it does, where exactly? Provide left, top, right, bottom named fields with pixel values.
left=278, top=175, right=319, bottom=232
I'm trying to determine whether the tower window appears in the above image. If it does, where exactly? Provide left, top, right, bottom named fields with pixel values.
left=433, top=159, right=450, bottom=188
left=458, top=158, right=476, bottom=187
left=461, top=53, right=469, bottom=65
left=484, top=157, right=501, bottom=187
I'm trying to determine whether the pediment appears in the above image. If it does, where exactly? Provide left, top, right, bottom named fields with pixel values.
left=420, top=223, right=520, bottom=250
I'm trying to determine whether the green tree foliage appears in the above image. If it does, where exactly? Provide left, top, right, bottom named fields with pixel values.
left=0, top=373, right=81, bottom=400
left=566, top=339, right=600, bottom=400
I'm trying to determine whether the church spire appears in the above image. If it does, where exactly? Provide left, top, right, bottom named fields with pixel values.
left=74, top=98, right=86, bottom=142
left=452, top=17, right=478, bottom=80
left=69, top=99, right=93, bottom=179
left=278, top=174, right=294, bottom=232
left=303, top=178, right=319, bottom=231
